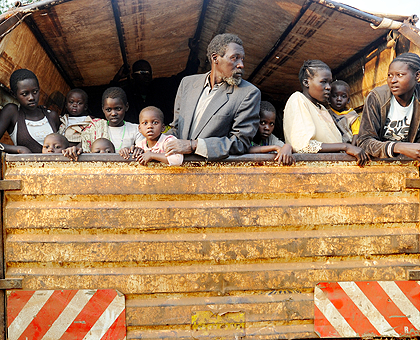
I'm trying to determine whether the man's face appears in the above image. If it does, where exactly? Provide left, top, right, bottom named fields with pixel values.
left=215, top=42, right=245, bottom=86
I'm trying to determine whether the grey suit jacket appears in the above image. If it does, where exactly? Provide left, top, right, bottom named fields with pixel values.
left=170, top=72, right=260, bottom=160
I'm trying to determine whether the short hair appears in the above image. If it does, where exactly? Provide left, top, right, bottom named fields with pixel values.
left=207, top=33, right=243, bottom=61
left=44, top=133, right=69, bottom=148
left=91, top=138, right=115, bottom=153
left=390, top=52, right=420, bottom=73
left=102, top=87, right=127, bottom=106
left=139, top=106, right=164, bottom=123
left=260, top=101, right=276, bottom=116
left=298, top=60, right=331, bottom=86
left=10, top=69, right=39, bottom=94
left=331, top=80, right=350, bottom=93
left=66, top=88, right=88, bottom=103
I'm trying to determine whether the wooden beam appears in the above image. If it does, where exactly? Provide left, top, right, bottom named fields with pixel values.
left=0, top=180, right=21, bottom=191
left=0, top=279, right=22, bottom=290
left=406, top=178, right=420, bottom=189
left=110, top=0, right=128, bottom=68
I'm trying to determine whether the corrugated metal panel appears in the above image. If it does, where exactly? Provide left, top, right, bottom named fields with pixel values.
left=3, top=157, right=420, bottom=339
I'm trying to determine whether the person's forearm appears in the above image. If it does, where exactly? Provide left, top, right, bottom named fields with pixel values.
left=150, top=153, right=170, bottom=164
left=248, top=145, right=278, bottom=154
left=2, top=144, right=30, bottom=154
left=319, top=143, right=348, bottom=153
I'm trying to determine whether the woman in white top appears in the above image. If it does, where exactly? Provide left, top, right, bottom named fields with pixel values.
left=283, top=60, right=368, bottom=166
left=0, top=69, right=60, bottom=153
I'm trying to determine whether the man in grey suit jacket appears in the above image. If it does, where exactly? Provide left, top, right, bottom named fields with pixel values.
left=165, top=33, right=260, bottom=161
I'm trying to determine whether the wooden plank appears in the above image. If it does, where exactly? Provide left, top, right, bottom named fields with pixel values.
left=5, top=195, right=419, bottom=230
left=406, top=178, right=420, bottom=189
left=0, top=180, right=20, bottom=191
left=0, top=279, right=22, bottom=289
left=6, top=228, right=419, bottom=264
left=6, top=259, right=419, bottom=294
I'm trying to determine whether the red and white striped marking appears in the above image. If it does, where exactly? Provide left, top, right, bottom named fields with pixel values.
left=7, top=289, right=126, bottom=340
left=315, top=281, right=420, bottom=337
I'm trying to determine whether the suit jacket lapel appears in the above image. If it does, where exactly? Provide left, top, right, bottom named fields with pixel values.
left=181, top=74, right=209, bottom=139
left=191, top=82, right=233, bottom=139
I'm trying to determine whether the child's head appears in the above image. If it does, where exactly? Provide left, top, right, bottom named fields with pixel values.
left=298, top=60, right=332, bottom=105
left=139, top=106, right=165, bottom=142
left=257, top=101, right=276, bottom=140
left=388, top=53, right=420, bottom=98
left=91, top=138, right=115, bottom=153
left=42, top=133, right=69, bottom=153
left=330, top=80, right=351, bottom=112
left=66, top=88, right=88, bottom=116
left=102, top=87, right=129, bottom=127
left=10, top=69, right=40, bottom=110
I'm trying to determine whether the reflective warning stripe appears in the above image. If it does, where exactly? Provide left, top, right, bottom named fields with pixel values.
left=315, top=281, right=420, bottom=338
left=7, top=289, right=126, bottom=340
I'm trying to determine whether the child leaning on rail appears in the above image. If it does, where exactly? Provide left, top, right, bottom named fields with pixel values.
left=283, top=59, right=368, bottom=166
left=357, top=52, right=420, bottom=160
left=119, top=106, right=183, bottom=166
left=248, top=101, right=295, bottom=165
left=63, top=87, right=143, bottom=160
left=328, top=80, right=360, bottom=146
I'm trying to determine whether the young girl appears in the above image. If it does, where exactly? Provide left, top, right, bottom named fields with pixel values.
left=358, top=53, right=420, bottom=159
left=249, top=101, right=295, bottom=166
left=91, top=138, right=115, bottom=153
left=58, top=88, right=93, bottom=147
left=120, top=106, right=183, bottom=166
left=81, top=87, right=143, bottom=152
left=283, top=60, right=368, bottom=166
left=0, top=69, right=60, bottom=153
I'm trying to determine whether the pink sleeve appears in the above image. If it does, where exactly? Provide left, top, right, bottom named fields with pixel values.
left=163, top=135, right=184, bottom=166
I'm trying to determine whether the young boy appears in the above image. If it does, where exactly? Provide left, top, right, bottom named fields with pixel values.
left=91, top=138, right=115, bottom=153
left=249, top=101, right=295, bottom=165
left=120, top=106, right=183, bottom=166
left=42, top=133, right=69, bottom=154
left=328, top=80, right=360, bottom=145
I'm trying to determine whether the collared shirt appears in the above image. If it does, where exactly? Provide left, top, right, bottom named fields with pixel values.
left=190, top=75, right=223, bottom=158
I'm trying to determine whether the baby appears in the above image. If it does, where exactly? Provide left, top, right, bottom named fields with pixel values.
left=120, top=106, right=183, bottom=166
left=91, top=138, right=115, bottom=153
left=328, top=80, right=360, bottom=145
left=249, top=101, right=295, bottom=165
left=42, top=133, right=69, bottom=154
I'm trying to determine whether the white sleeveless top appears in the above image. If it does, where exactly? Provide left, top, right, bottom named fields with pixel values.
left=9, top=116, right=54, bottom=146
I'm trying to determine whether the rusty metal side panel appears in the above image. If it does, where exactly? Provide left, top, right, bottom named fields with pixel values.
left=2, top=159, right=420, bottom=339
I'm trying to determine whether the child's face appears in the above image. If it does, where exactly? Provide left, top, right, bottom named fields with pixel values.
left=330, top=84, right=350, bottom=112
left=16, top=79, right=40, bottom=111
left=67, top=92, right=87, bottom=116
left=139, top=110, right=164, bottom=142
left=103, top=97, right=128, bottom=127
left=258, top=110, right=276, bottom=140
left=387, top=61, right=420, bottom=98
left=42, top=135, right=67, bottom=154
left=91, top=139, right=115, bottom=153
left=306, top=69, right=332, bottom=104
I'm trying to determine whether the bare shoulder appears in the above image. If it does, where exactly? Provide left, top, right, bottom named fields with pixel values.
left=0, top=103, right=19, bottom=123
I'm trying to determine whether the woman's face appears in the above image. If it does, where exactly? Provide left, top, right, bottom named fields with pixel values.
left=306, top=68, right=332, bottom=105
left=387, top=61, right=419, bottom=102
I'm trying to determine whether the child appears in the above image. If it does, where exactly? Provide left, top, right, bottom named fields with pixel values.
left=358, top=53, right=420, bottom=159
left=328, top=80, right=360, bottom=145
left=42, top=133, right=69, bottom=153
left=120, top=106, right=183, bottom=166
left=283, top=60, right=368, bottom=166
left=0, top=69, right=60, bottom=153
left=249, top=101, right=295, bottom=165
left=58, top=88, right=93, bottom=147
left=80, top=87, right=143, bottom=152
left=91, top=138, right=115, bottom=153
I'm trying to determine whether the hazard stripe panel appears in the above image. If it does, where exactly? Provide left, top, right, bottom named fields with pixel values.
left=315, top=281, right=420, bottom=337
left=7, top=289, right=126, bottom=340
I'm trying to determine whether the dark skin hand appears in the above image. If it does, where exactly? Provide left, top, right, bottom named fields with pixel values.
left=394, top=142, right=420, bottom=161
left=320, top=143, right=370, bottom=167
left=119, top=145, right=144, bottom=160
left=62, top=145, right=82, bottom=161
